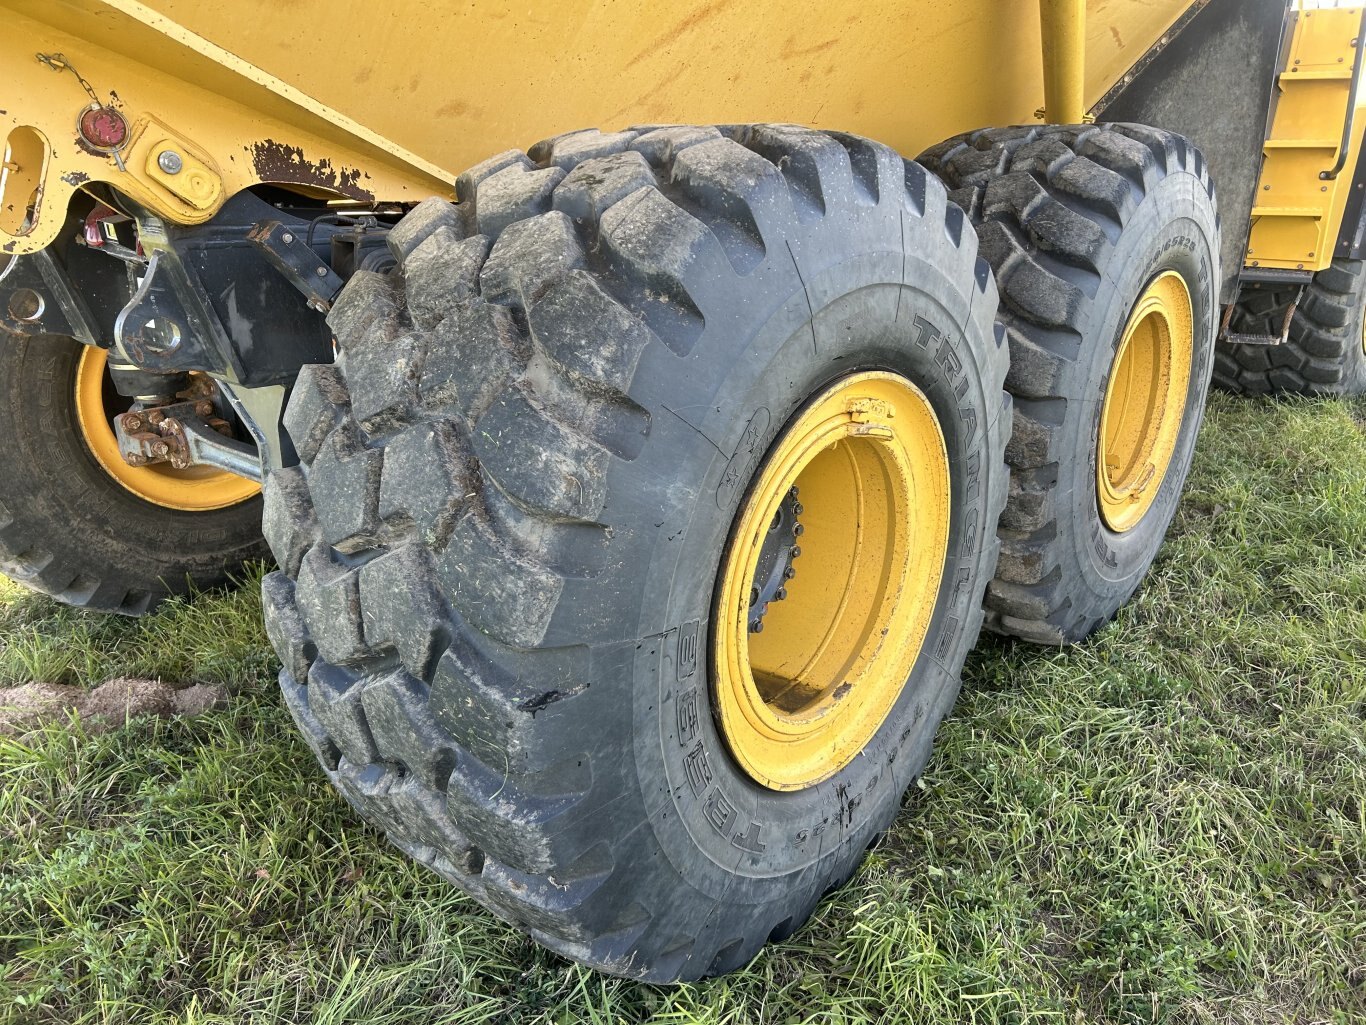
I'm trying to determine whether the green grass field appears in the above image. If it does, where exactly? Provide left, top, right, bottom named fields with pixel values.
left=1, top=391, right=1363, bottom=1025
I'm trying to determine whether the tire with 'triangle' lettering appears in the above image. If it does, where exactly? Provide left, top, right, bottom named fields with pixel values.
left=260, top=124, right=1010, bottom=980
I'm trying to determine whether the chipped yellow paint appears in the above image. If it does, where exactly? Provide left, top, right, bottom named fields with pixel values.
left=0, top=0, right=451, bottom=255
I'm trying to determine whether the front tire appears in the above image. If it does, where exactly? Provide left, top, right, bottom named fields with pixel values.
left=262, top=125, right=1010, bottom=980
left=0, top=334, right=266, bottom=614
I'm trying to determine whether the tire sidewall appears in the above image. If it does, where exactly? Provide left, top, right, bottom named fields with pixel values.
left=615, top=252, right=1001, bottom=905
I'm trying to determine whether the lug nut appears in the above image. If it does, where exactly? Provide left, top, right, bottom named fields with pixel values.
left=749, top=620, right=764, bottom=634
left=784, top=567, right=796, bottom=580
left=793, top=523, right=805, bottom=536
left=775, top=587, right=787, bottom=601
left=791, top=545, right=801, bottom=559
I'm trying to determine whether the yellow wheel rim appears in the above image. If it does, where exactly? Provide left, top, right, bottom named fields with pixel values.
left=74, top=346, right=260, bottom=512
left=1097, top=271, right=1193, bottom=534
left=713, top=371, right=951, bottom=792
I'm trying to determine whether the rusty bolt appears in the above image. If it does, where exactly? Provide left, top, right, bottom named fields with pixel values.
left=164, top=418, right=184, bottom=435
left=126, top=453, right=148, bottom=466
left=153, top=441, right=169, bottom=458
left=195, top=401, right=214, bottom=417
left=121, top=413, right=143, bottom=431
left=147, top=409, right=165, bottom=425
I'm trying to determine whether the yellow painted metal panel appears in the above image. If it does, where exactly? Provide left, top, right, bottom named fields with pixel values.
left=3, top=0, right=1197, bottom=255
left=1084, top=0, right=1194, bottom=110
left=158, top=0, right=1189, bottom=172
left=1246, top=6, right=1365, bottom=273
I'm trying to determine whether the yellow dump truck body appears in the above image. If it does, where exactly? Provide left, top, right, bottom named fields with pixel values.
left=3, top=0, right=1196, bottom=254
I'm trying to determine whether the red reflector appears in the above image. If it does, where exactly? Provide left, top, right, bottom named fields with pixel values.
left=78, top=106, right=127, bottom=150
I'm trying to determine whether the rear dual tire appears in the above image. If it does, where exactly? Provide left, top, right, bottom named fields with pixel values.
left=261, top=125, right=1010, bottom=980
left=921, top=123, right=1220, bottom=644
left=1216, top=258, right=1366, bottom=397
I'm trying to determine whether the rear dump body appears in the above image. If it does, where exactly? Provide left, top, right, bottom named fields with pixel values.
left=2, top=0, right=1198, bottom=255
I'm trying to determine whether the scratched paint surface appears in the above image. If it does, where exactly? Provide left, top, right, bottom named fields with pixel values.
left=155, top=0, right=1193, bottom=182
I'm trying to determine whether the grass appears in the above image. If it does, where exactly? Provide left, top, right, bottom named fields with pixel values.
left=1, top=391, right=1364, bottom=1025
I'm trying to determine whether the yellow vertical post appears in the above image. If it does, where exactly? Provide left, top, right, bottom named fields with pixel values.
left=1040, top=0, right=1087, bottom=124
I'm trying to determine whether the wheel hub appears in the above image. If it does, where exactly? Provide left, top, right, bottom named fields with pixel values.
left=747, top=487, right=802, bottom=634
left=74, top=346, right=259, bottom=512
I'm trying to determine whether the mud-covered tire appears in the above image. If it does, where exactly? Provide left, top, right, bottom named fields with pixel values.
left=261, top=125, right=1011, bottom=980
left=1215, top=258, right=1366, bottom=396
left=0, top=333, right=267, bottom=614
left=920, top=124, right=1219, bottom=644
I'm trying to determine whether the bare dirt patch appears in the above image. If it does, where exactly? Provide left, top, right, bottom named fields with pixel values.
left=0, top=677, right=227, bottom=737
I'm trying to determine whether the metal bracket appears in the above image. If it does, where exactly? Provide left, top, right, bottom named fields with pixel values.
left=0, top=249, right=100, bottom=343
left=247, top=220, right=345, bottom=313
left=219, top=381, right=289, bottom=474
left=113, top=215, right=246, bottom=382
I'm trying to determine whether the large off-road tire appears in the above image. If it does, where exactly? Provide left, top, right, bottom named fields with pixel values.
left=1215, top=258, right=1366, bottom=396
left=261, top=125, right=1010, bottom=980
left=0, top=334, right=266, bottom=614
left=920, top=124, right=1219, bottom=644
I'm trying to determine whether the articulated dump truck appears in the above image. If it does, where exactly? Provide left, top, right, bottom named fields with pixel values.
left=2, top=0, right=1364, bottom=980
